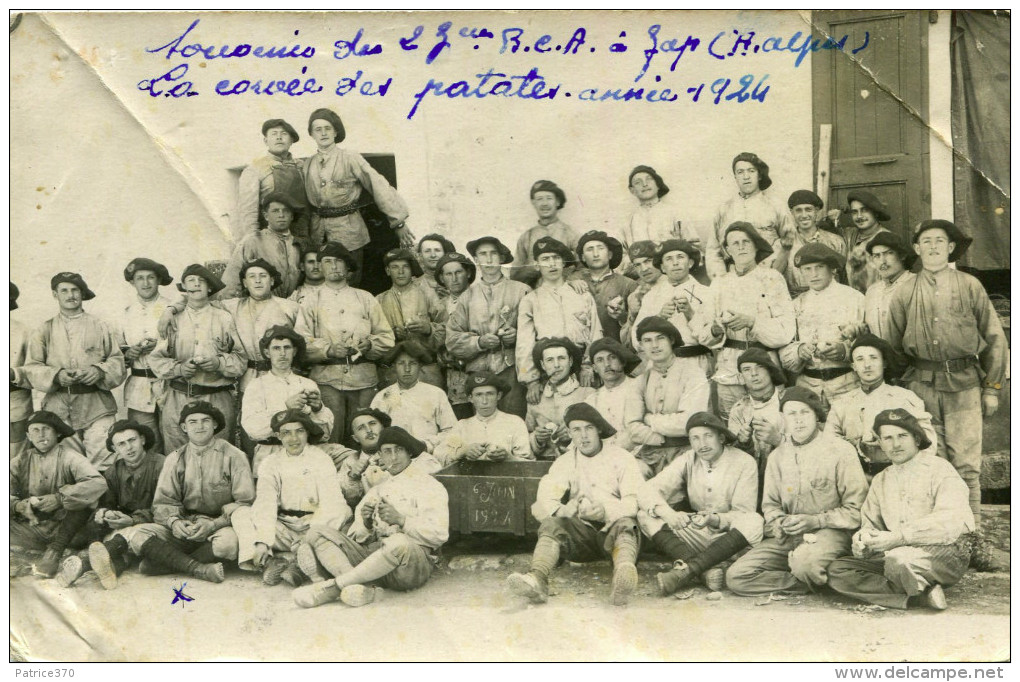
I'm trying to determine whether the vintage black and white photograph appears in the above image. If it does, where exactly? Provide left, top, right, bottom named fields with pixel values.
left=8, top=10, right=1011, bottom=665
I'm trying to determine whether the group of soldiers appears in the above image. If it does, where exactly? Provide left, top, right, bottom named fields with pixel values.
left=9, top=109, right=1007, bottom=613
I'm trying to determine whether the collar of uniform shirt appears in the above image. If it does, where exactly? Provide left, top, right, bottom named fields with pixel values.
left=544, top=375, right=580, bottom=398
left=860, top=378, right=884, bottom=395
left=584, top=270, right=614, bottom=284
left=790, top=429, right=821, bottom=448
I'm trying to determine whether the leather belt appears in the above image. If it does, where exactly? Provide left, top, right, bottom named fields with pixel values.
left=317, top=356, right=372, bottom=366
left=255, top=438, right=281, bottom=446
left=675, top=345, right=711, bottom=358
left=723, top=339, right=769, bottom=352
left=279, top=509, right=312, bottom=518
left=800, top=366, right=853, bottom=381
left=314, top=201, right=369, bottom=218
left=859, top=457, right=892, bottom=477
left=58, top=383, right=100, bottom=395
left=168, top=379, right=234, bottom=398
left=910, top=355, right=979, bottom=374
left=130, top=368, right=157, bottom=379
left=247, top=359, right=270, bottom=372
left=662, top=436, right=690, bottom=448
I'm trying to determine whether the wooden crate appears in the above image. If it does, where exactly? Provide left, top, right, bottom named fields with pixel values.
left=436, top=460, right=553, bottom=536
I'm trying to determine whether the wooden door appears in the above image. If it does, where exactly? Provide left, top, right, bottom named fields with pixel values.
left=812, top=10, right=930, bottom=240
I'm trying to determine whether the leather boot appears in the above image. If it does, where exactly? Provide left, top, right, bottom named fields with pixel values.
left=139, top=537, right=224, bottom=583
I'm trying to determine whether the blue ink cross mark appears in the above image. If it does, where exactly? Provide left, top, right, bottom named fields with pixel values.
left=171, top=582, right=195, bottom=607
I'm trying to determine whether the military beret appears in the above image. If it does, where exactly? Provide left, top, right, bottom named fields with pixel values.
left=653, top=239, right=701, bottom=270
left=261, top=118, right=299, bottom=142
left=530, top=180, right=566, bottom=208
left=318, top=241, right=359, bottom=272
left=737, top=348, right=786, bottom=387
left=308, top=108, right=346, bottom=143
left=779, top=386, right=827, bottom=423
left=635, top=317, right=683, bottom=347
left=850, top=333, right=904, bottom=381
left=532, top=336, right=584, bottom=377
left=723, top=222, right=774, bottom=264
left=865, top=231, right=917, bottom=270
left=788, top=189, right=824, bottom=210
left=794, top=243, right=845, bottom=271
left=873, top=408, right=932, bottom=451
left=732, top=152, right=772, bottom=191
left=27, top=411, right=75, bottom=440
left=563, top=402, right=617, bottom=440
left=124, top=258, right=173, bottom=286
left=178, top=400, right=226, bottom=433
left=260, top=191, right=303, bottom=214
left=434, top=253, right=477, bottom=286
left=240, top=258, right=282, bottom=290
left=349, top=407, right=392, bottom=430
left=106, top=419, right=157, bottom=454
left=628, top=165, right=670, bottom=198
left=383, top=248, right=424, bottom=278
left=417, top=233, right=456, bottom=256
left=577, top=230, right=624, bottom=270
left=912, top=219, right=973, bottom=263
left=532, top=237, right=575, bottom=263
left=50, top=272, right=96, bottom=300
left=588, top=337, right=641, bottom=374
left=628, top=240, right=658, bottom=262
left=377, top=426, right=426, bottom=458
left=467, top=370, right=510, bottom=395
left=258, top=325, right=307, bottom=362
left=270, top=409, right=325, bottom=442
left=10, top=281, right=18, bottom=311
left=685, top=411, right=738, bottom=445
left=465, top=236, right=513, bottom=264
left=177, top=264, right=226, bottom=296
left=382, top=340, right=435, bottom=367
left=846, top=190, right=891, bottom=222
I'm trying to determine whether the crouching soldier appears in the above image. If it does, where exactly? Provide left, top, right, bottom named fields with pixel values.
left=827, top=409, right=974, bottom=611
left=726, top=387, right=867, bottom=595
left=507, top=403, right=645, bottom=606
left=57, top=420, right=165, bottom=587
left=639, top=412, right=763, bottom=595
left=293, top=426, right=448, bottom=608
left=10, top=411, right=107, bottom=578
left=88, top=401, right=255, bottom=588
left=233, top=410, right=350, bottom=587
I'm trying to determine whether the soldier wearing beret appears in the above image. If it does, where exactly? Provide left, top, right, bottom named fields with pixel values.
left=435, top=370, right=533, bottom=464
left=222, top=193, right=305, bottom=299
left=89, top=401, right=255, bottom=589
left=726, top=387, right=868, bottom=596
left=446, top=236, right=531, bottom=418
left=10, top=411, right=107, bottom=579
left=232, top=118, right=309, bottom=240
left=619, top=241, right=662, bottom=349
left=511, top=180, right=580, bottom=287
left=843, top=190, right=892, bottom=293
left=21, top=273, right=126, bottom=472
left=289, top=242, right=326, bottom=306
left=10, top=282, right=33, bottom=459
left=631, top=239, right=712, bottom=375
left=516, top=237, right=603, bottom=403
left=888, top=219, right=1007, bottom=570
left=233, top=409, right=350, bottom=587
left=584, top=338, right=640, bottom=452
left=414, top=233, right=456, bottom=300
left=434, top=252, right=477, bottom=418
left=828, top=409, right=975, bottom=611
left=304, top=108, right=414, bottom=286
left=119, top=258, right=174, bottom=456
left=779, top=243, right=865, bottom=407
left=56, top=419, right=166, bottom=588
left=568, top=230, right=637, bottom=343
left=148, top=265, right=247, bottom=454
left=525, top=337, right=595, bottom=460
left=863, top=231, right=917, bottom=345
left=508, top=403, right=644, bottom=606
left=708, top=152, right=794, bottom=278
left=376, top=248, right=447, bottom=389
left=370, top=341, right=457, bottom=454
left=293, top=426, right=449, bottom=609
left=774, top=189, right=847, bottom=296
left=693, top=222, right=795, bottom=420
left=727, top=348, right=786, bottom=490
left=623, top=165, right=706, bottom=259
left=639, top=412, right=764, bottom=596
left=240, top=326, right=333, bottom=477
left=299, top=241, right=395, bottom=445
